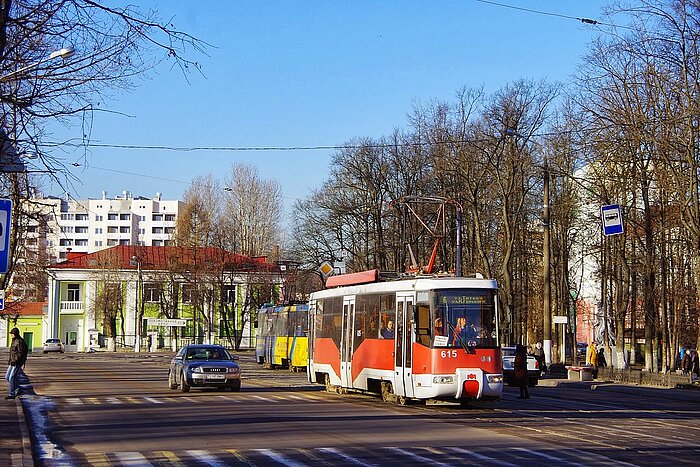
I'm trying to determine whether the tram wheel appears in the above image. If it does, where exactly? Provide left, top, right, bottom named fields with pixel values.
left=395, top=395, right=409, bottom=406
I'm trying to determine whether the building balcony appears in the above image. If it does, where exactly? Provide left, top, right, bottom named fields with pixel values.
left=60, top=301, right=84, bottom=314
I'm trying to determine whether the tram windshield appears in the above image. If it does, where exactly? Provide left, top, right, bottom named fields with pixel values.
left=432, top=289, right=497, bottom=348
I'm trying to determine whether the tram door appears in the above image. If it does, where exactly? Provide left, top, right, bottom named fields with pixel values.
left=340, top=297, right=356, bottom=388
left=394, top=294, right=415, bottom=398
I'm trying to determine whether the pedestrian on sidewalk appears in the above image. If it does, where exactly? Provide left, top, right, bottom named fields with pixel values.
left=5, top=328, right=28, bottom=400
left=532, top=341, right=546, bottom=375
left=514, top=344, right=530, bottom=399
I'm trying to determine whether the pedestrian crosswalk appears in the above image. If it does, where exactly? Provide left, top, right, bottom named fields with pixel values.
left=55, top=445, right=645, bottom=466
left=59, top=391, right=328, bottom=406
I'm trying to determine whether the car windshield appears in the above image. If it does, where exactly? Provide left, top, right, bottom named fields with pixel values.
left=46, top=339, right=60, bottom=343
left=185, top=347, right=230, bottom=360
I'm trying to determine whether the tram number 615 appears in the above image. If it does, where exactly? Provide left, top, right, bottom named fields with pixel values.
left=441, top=350, right=458, bottom=359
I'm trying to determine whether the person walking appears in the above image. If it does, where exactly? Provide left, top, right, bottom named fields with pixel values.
left=690, top=349, right=700, bottom=379
left=5, top=328, right=28, bottom=400
left=681, top=348, right=691, bottom=375
left=587, top=341, right=598, bottom=367
left=514, top=344, right=530, bottom=399
left=597, top=347, right=607, bottom=368
left=532, top=341, right=546, bottom=375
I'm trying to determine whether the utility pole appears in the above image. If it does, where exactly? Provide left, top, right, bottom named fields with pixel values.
left=543, top=161, right=552, bottom=367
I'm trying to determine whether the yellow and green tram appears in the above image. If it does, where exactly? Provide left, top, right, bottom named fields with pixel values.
left=255, top=303, right=308, bottom=371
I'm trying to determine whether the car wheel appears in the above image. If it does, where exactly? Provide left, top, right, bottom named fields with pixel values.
left=168, top=370, right=177, bottom=390
left=230, top=381, right=241, bottom=392
left=180, top=372, right=190, bottom=393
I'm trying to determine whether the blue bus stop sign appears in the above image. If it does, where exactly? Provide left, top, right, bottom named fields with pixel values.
left=601, top=204, right=623, bottom=236
left=0, top=198, right=12, bottom=273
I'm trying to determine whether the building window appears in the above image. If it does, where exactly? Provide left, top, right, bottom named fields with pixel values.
left=95, top=215, right=103, bottom=221
left=152, top=227, right=163, bottom=234
left=60, top=213, right=74, bottom=221
left=119, top=226, right=130, bottom=234
left=143, top=283, right=162, bottom=302
left=107, top=226, right=118, bottom=234
left=165, top=214, right=176, bottom=222
left=222, top=285, right=236, bottom=305
left=95, top=228, right=103, bottom=234
left=181, top=285, right=194, bottom=303
left=75, top=213, right=89, bottom=221
left=152, top=214, right=163, bottom=222
left=107, top=214, right=118, bottom=221
left=107, top=239, right=118, bottom=246
left=95, top=240, right=103, bottom=247
left=120, top=214, right=130, bottom=221
left=139, top=228, right=145, bottom=235
left=75, top=227, right=88, bottom=234
left=60, top=226, right=74, bottom=233
left=26, top=226, right=38, bottom=233
left=152, top=240, right=163, bottom=246
left=164, top=227, right=175, bottom=234
left=66, top=283, right=80, bottom=301
left=119, top=239, right=130, bottom=245
left=59, top=239, right=73, bottom=246
left=163, top=240, right=172, bottom=246
left=75, top=239, right=88, bottom=246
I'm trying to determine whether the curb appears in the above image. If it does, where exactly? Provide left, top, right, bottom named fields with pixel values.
left=13, top=397, right=33, bottom=467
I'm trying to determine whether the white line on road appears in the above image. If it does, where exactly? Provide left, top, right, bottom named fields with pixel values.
left=317, top=447, right=377, bottom=466
left=256, top=449, right=307, bottom=467
left=105, top=397, right=123, bottom=405
left=252, top=395, right=278, bottom=403
left=114, top=452, right=153, bottom=466
left=142, top=397, right=163, bottom=404
left=449, top=447, right=517, bottom=466
left=389, top=447, right=452, bottom=467
left=511, top=447, right=578, bottom=465
left=185, top=450, right=227, bottom=467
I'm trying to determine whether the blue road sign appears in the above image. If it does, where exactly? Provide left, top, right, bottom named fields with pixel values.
left=0, top=198, right=12, bottom=273
left=601, top=204, right=623, bottom=236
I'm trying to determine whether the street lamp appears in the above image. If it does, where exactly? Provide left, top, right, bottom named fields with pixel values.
left=0, top=46, right=75, bottom=82
left=130, top=255, right=142, bottom=353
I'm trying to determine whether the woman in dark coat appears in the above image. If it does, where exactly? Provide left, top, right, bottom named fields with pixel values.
left=514, top=344, right=530, bottom=399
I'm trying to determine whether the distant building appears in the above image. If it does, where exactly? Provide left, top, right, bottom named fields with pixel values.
left=23, top=191, right=182, bottom=263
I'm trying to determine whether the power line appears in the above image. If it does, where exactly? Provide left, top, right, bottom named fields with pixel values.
left=469, top=0, right=633, bottom=31
left=70, top=162, right=189, bottom=184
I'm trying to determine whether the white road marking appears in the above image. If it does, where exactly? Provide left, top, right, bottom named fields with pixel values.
left=255, top=449, right=306, bottom=467
left=389, top=447, right=452, bottom=467
left=317, top=447, right=377, bottom=466
left=185, top=450, right=227, bottom=467
left=114, top=451, right=153, bottom=466
left=143, top=396, right=163, bottom=404
left=449, top=447, right=517, bottom=466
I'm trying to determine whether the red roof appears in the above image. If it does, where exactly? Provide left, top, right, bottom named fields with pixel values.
left=2, top=301, right=46, bottom=316
left=48, top=245, right=278, bottom=273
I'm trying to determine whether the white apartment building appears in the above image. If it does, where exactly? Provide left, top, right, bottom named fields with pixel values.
left=24, top=191, right=183, bottom=263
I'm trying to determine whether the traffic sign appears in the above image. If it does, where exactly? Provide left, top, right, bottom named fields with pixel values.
left=601, top=204, right=623, bottom=236
left=0, top=290, right=4, bottom=311
left=0, top=198, right=12, bottom=273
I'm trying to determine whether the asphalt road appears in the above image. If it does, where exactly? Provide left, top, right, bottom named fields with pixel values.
left=20, top=351, right=700, bottom=466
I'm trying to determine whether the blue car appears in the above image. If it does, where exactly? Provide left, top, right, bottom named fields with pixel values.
left=168, top=344, right=241, bottom=392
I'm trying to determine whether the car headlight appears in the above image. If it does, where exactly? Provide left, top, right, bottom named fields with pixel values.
left=433, top=376, right=454, bottom=384
left=487, top=374, right=503, bottom=384
left=192, top=367, right=203, bottom=373
left=227, top=367, right=240, bottom=374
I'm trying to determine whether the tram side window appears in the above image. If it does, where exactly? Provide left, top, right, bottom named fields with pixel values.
left=379, top=294, right=396, bottom=339
left=357, top=294, right=380, bottom=341
left=415, top=304, right=431, bottom=346
left=295, top=308, right=308, bottom=336
left=318, top=296, right=343, bottom=348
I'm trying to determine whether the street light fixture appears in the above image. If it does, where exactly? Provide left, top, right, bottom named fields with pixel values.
left=0, top=45, right=75, bottom=82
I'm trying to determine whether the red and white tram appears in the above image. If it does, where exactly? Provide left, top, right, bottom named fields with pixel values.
left=307, top=269, right=503, bottom=404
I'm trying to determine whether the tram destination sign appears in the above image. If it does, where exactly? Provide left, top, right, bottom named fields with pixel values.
left=147, top=318, right=187, bottom=327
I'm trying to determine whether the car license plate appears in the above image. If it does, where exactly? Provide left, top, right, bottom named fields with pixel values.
left=206, top=374, right=225, bottom=380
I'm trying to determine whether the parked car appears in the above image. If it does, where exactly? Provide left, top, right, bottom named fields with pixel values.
left=42, top=338, right=64, bottom=353
left=168, top=344, right=241, bottom=392
left=502, top=346, right=539, bottom=387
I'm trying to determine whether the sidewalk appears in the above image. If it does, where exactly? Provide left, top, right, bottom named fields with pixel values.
left=0, top=349, right=32, bottom=467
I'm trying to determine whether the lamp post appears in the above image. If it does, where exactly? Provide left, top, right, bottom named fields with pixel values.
left=0, top=46, right=75, bottom=82
left=130, top=256, right=142, bottom=352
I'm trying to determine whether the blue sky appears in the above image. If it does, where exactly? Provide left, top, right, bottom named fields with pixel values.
left=46, top=1, right=615, bottom=212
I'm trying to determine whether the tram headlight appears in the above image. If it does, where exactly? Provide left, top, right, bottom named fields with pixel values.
left=433, top=376, right=454, bottom=384
left=487, top=374, right=503, bottom=384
